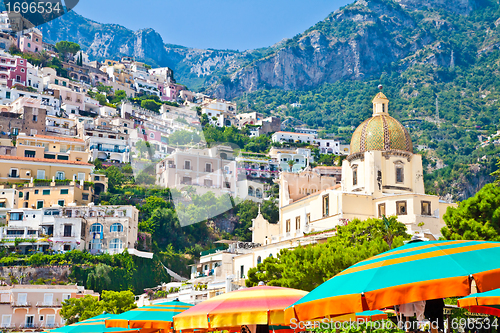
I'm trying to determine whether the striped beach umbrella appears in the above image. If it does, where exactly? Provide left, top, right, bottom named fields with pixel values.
left=105, top=300, right=192, bottom=331
left=173, top=286, right=308, bottom=330
left=50, top=314, right=139, bottom=333
left=458, top=288, right=500, bottom=316
left=285, top=240, right=500, bottom=322
left=330, top=310, right=388, bottom=322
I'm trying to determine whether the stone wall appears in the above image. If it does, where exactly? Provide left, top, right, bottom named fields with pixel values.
left=0, top=266, right=71, bottom=284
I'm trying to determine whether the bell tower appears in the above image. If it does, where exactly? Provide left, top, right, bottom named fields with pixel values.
left=372, top=85, right=389, bottom=116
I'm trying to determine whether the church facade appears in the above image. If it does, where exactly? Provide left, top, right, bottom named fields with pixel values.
left=278, top=92, right=455, bottom=240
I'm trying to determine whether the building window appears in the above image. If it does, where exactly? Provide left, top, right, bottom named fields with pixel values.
left=109, top=238, right=123, bottom=249
left=204, top=179, right=212, bottom=187
left=42, top=189, right=50, bottom=195
left=55, top=171, right=65, bottom=180
left=57, top=200, right=65, bottom=207
left=110, top=223, right=124, bottom=232
left=378, top=203, right=386, bottom=217
left=184, top=160, right=191, bottom=170
left=60, top=189, right=68, bottom=195
left=240, top=265, right=244, bottom=279
left=352, top=166, right=358, bottom=186
left=322, top=195, right=329, bottom=217
left=224, top=182, right=230, bottom=188
left=37, top=200, right=43, bottom=209
left=421, top=201, right=431, bottom=216
left=396, top=201, right=407, bottom=215
left=295, top=216, right=300, bottom=230
left=37, top=169, right=46, bottom=179
left=182, top=177, right=192, bottom=185
left=396, top=165, right=404, bottom=183
left=205, top=163, right=212, bottom=173
left=90, top=223, right=103, bottom=234
left=286, top=219, right=291, bottom=233
left=257, top=256, right=262, bottom=265
left=24, top=150, right=36, bottom=158
left=306, top=213, right=310, bottom=225
left=77, top=173, right=85, bottom=181
left=82, top=194, right=89, bottom=200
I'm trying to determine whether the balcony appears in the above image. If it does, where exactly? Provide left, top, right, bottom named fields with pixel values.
left=0, top=324, right=15, bottom=329
left=36, top=301, right=62, bottom=308
left=12, top=301, right=31, bottom=307
left=89, top=145, right=127, bottom=153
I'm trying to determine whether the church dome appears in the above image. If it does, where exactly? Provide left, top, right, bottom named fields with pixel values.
left=350, top=92, right=413, bottom=155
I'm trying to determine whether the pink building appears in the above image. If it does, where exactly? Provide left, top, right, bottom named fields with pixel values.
left=162, top=83, right=184, bottom=102
left=18, top=31, right=43, bottom=53
left=0, top=284, right=99, bottom=330
left=0, top=52, right=27, bottom=88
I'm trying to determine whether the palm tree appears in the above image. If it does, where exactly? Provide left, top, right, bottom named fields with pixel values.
left=287, top=160, right=295, bottom=172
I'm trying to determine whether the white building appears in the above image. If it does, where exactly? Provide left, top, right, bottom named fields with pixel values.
left=268, top=147, right=313, bottom=172
left=201, top=99, right=237, bottom=127
left=271, top=131, right=316, bottom=144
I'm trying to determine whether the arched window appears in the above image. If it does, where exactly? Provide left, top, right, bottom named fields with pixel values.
left=110, top=223, right=123, bottom=232
left=90, top=223, right=103, bottom=233
left=109, top=238, right=123, bottom=249
left=395, top=164, right=404, bottom=183
left=257, top=256, right=262, bottom=265
left=269, top=253, right=273, bottom=258
left=352, top=165, right=358, bottom=186
left=55, top=171, right=65, bottom=180
left=256, top=188, right=262, bottom=198
left=248, top=187, right=254, bottom=197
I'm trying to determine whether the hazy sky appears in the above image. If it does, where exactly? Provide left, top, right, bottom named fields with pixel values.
left=73, top=0, right=352, bottom=50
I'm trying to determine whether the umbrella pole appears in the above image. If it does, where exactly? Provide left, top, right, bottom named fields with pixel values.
left=255, top=324, right=269, bottom=333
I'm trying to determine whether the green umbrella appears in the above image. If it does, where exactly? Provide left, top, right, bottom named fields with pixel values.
left=49, top=314, right=139, bottom=333
left=285, top=240, right=500, bottom=322
left=105, top=300, right=193, bottom=331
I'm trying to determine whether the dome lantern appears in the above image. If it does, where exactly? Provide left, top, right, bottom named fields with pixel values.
left=350, top=93, right=413, bottom=155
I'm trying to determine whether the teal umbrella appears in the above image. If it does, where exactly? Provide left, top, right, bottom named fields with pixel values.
left=285, top=240, right=500, bottom=322
left=49, top=314, right=139, bottom=333
left=106, top=300, right=193, bottom=331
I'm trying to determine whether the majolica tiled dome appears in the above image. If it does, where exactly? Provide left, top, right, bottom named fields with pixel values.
left=350, top=93, right=413, bottom=154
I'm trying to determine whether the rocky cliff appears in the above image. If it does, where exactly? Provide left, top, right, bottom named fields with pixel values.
left=212, top=0, right=485, bottom=99
left=39, top=0, right=491, bottom=97
left=39, top=11, right=242, bottom=89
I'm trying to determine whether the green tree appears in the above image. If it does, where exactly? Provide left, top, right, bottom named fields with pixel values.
left=60, top=291, right=137, bottom=325
left=246, top=216, right=409, bottom=290
left=55, top=41, right=81, bottom=60
left=101, top=290, right=137, bottom=314
left=95, top=93, right=107, bottom=105
left=110, top=90, right=127, bottom=104
left=86, top=263, right=113, bottom=291
left=441, top=183, right=500, bottom=241
left=139, top=196, right=169, bottom=221
left=104, top=166, right=126, bottom=192
left=141, top=99, right=161, bottom=112
left=60, top=295, right=103, bottom=325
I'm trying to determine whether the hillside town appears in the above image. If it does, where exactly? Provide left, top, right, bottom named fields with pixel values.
left=1, top=4, right=499, bottom=333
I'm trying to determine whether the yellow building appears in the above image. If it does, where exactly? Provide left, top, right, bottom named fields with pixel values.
left=17, top=180, right=93, bottom=209
left=16, top=134, right=88, bottom=162
left=0, top=155, right=94, bottom=184
left=279, top=92, right=455, bottom=239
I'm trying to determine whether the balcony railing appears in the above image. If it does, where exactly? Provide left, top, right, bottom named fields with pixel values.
left=12, top=301, right=31, bottom=307
left=89, top=145, right=128, bottom=153
left=36, top=301, right=62, bottom=307
left=0, top=324, right=15, bottom=329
